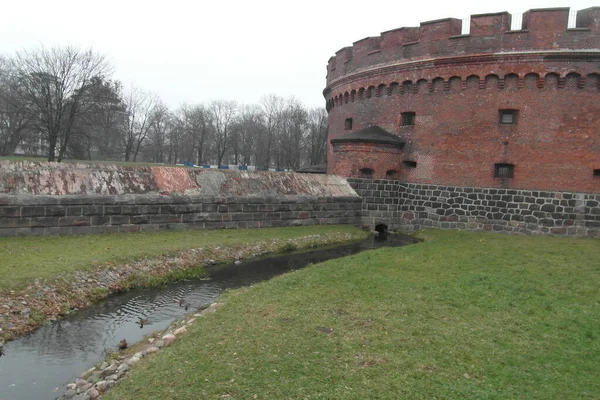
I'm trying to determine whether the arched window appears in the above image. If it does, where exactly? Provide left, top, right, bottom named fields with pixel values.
left=359, top=168, right=373, bottom=177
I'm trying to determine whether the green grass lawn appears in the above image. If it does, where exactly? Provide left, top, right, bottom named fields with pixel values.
left=0, top=225, right=364, bottom=291
left=105, top=229, right=600, bottom=400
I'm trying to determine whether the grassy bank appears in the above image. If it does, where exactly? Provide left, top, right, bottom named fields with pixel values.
left=106, top=229, right=600, bottom=399
left=0, top=225, right=365, bottom=291
left=1, top=226, right=368, bottom=342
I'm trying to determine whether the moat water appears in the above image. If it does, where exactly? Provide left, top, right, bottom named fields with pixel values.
left=0, top=234, right=417, bottom=400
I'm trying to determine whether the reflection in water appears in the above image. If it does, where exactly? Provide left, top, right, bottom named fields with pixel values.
left=0, top=234, right=415, bottom=400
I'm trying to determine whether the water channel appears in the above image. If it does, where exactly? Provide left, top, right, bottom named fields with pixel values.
left=0, top=233, right=416, bottom=400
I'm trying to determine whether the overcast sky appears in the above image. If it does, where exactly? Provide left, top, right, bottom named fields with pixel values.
left=0, top=0, right=597, bottom=109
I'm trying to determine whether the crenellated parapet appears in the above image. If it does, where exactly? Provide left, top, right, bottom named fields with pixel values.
left=325, top=7, right=600, bottom=92
left=325, top=71, right=600, bottom=112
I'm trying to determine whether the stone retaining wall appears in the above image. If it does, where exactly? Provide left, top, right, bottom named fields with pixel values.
left=0, top=194, right=361, bottom=236
left=348, top=178, right=600, bottom=237
left=0, top=161, right=362, bottom=236
left=3, top=161, right=598, bottom=237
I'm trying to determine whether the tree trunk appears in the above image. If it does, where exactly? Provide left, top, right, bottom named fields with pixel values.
left=124, top=143, right=132, bottom=161
left=197, top=142, right=204, bottom=165
left=133, top=139, right=143, bottom=162
left=57, top=134, right=70, bottom=162
left=47, top=134, right=57, bottom=161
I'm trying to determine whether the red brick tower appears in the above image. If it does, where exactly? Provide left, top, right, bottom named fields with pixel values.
left=324, top=7, right=600, bottom=193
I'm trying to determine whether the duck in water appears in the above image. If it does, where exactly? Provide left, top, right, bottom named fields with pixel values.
left=179, top=298, right=191, bottom=310
left=135, top=317, right=150, bottom=328
left=119, top=339, right=128, bottom=350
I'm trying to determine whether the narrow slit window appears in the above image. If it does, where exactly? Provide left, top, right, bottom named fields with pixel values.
left=386, top=169, right=398, bottom=177
left=499, top=109, right=518, bottom=124
left=594, top=169, right=600, bottom=178
left=401, top=112, right=416, bottom=126
left=403, top=160, right=417, bottom=168
left=494, top=163, right=514, bottom=179
left=359, top=168, right=373, bottom=177
left=345, top=118, right=353, bottom=130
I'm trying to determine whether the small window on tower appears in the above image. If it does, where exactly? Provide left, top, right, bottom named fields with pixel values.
left=499, top=109, right=518, bottom=124
left=359, top=168, right=373, bottom=177
left=345, top=118, right=353, bottom=130
left=494, top=163, right=514, bottom=179
left=403, top=160, right=417, bottom=168
left=401, top=112, right=416, bottom=126
left=594, top=169, right=600, bottom=178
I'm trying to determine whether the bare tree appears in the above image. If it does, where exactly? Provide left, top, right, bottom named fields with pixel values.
left=14, top=46, right=111, bottom=161
left=120, top=86, right=158, bottom=162
left=166, top=115, right=183, bottom=164
left=305, top=107, right=328, bottom=166
left=208, top=100, right=237, bottom=166
left=278, top=98, right=307, bottom=170
left=258, top=94, right=285, bottom=170
left=0, top=55, right=35, bottom=156
left=1, top=54, right=329, bottom=169
left=233, top=104, right=264, bottom=166
left=145, top=101, right=172, bottom=163
left=177, top=104, right=212, bottom=165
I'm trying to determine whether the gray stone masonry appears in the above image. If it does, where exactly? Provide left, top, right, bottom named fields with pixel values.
left=4, top=179, right=597, bottom=237
left=0, top=194, right=362, bottom=236
left=347, top=178, right=600, bottom=238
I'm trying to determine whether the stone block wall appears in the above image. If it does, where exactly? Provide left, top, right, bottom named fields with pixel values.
left=0, top=162, right=362, bottom=236
left=3, top=160, right=598, bottom=238
left=348, top=178, right=600, bottom=237
left=0, top=194, right=362, bottom=236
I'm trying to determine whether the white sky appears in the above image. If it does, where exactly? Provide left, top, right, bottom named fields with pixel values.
left=0, top=0, right=597, bottom=109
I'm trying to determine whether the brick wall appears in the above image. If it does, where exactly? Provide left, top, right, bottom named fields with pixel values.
left=331, top=142, right=403, bottom=179
left=325, top=8, right=600, bottom=193
left=327, top=75, right=600, bottom=192
left=326, top=8, right=600, bottom=84
left=348, top=178, right=600, bottom=237
left=0, top=194, right=362, bottom=236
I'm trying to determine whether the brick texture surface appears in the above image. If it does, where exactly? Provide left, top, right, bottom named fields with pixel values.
left=325, top=8, right=600, bottom=193
left=331, top=142, right=404, bottom=179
